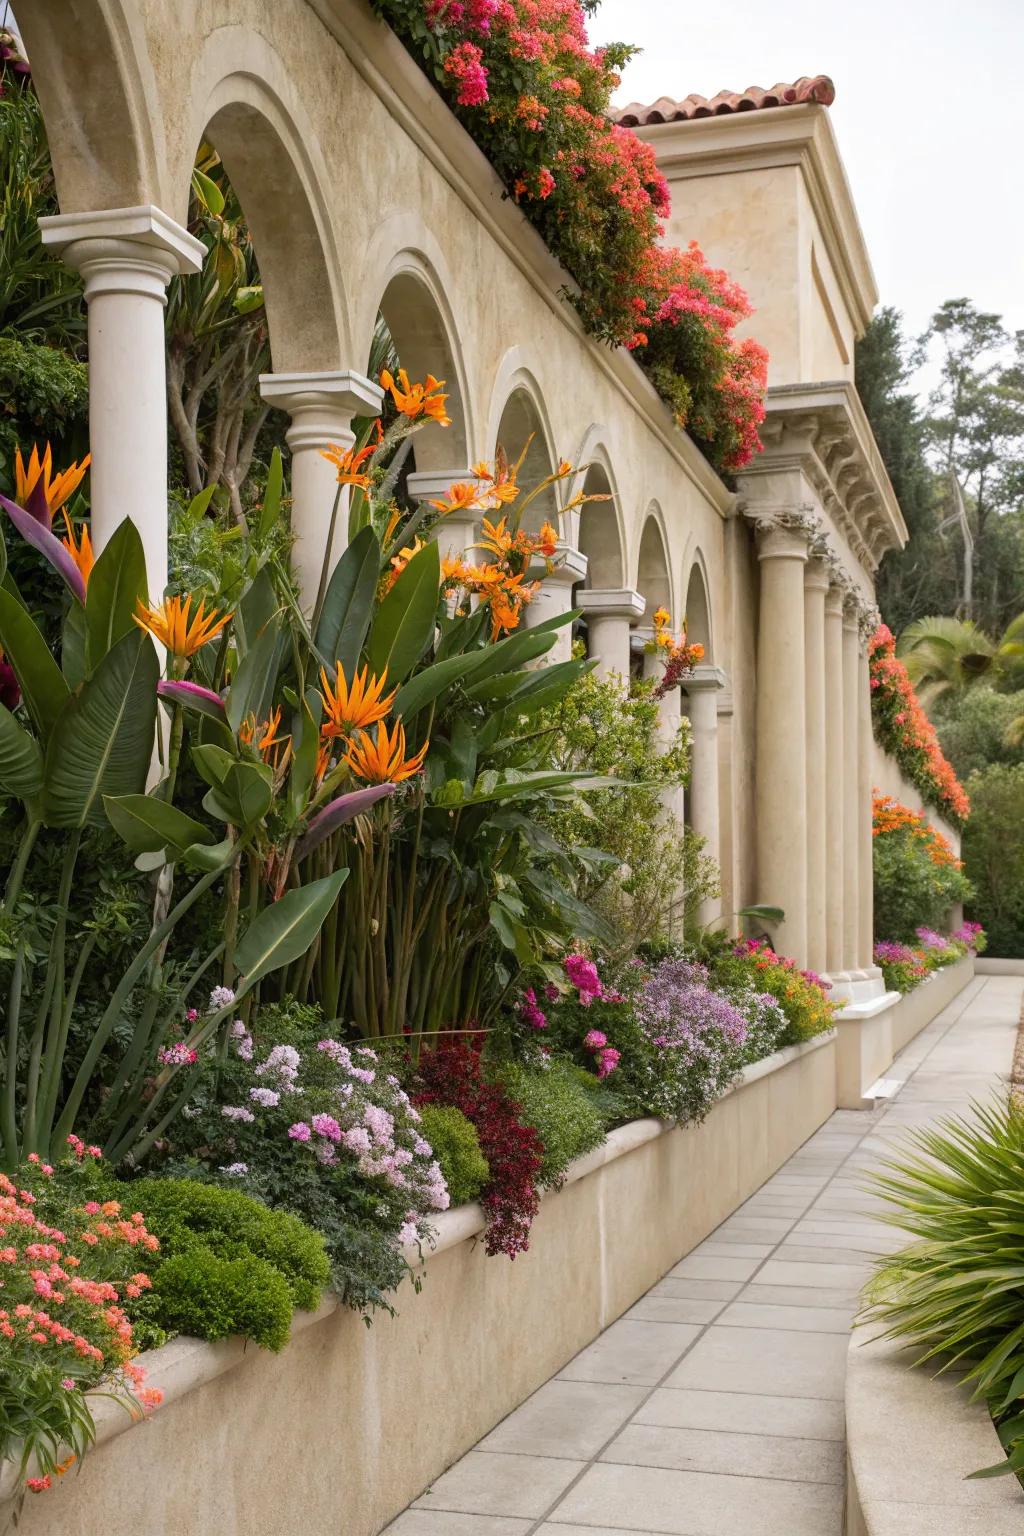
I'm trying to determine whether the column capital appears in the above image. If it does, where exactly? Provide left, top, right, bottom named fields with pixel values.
left=406, top=468, right=482, bottom=503
left=756, top=523, right=810, bottom=563
left=685, top=663, right=728, bottom=693
left=545, top=544, right=588, bottom=586
left=259, top=369, right=383, bottom=421
left=40, top=205, right=204, bottom=296
left=842, top=590, right=862, bottom=628
left=804, top=556, right=831, bottom=593
left=575, top=587, right=645, bottom=621
left=824, top=581, right=847, bottom=617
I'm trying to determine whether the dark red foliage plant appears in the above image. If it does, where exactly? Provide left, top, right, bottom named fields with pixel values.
left=412, top=1040, right=543, bottom=1257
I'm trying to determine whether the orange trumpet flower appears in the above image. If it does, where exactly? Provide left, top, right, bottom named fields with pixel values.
left=319, top=664, right=397, bottom=737
left=344, top=718, right=428, bottom=785
left=15, top=443, right=91, bottom=522
left=380, top=368, right=451, bottom=426
left=60, top=511, right=95, bottom=589
left=429, top=482, right=485, bottom=515
left=320, top=442, right=374, bottom=488
left=133, top=594, right=232, bottom=659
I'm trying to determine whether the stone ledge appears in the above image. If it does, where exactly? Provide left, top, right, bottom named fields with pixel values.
left=845, top=1328, right=1024, bottom=1533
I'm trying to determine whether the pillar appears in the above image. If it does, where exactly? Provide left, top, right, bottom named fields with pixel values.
left=755, top=523, right=809, bottom=966
left=642, top=639, right=685, bottom=823
left=406, top=468, right=482, bottom=565
left=803, top=559, right=829, bottom=975
left=824, top=583, right=847, bottom=979
left=523, top=544, right=588, bottom=663
left=39, top=206, right=205, bottom=602
left=841, top=596, right=863, bottom=977
left=684, top=664, right=727, bottom=926
left=858, top=634, right=876, bottom=973
left=575, top=588, right=644, bottom=681
left=259, top=370, right=383, bottom=610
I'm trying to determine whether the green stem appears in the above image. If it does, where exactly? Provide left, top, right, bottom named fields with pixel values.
left=311, top=484, right=343, bottom=632
left=23, top=832, right=79, bottom=1152
left=157, top=702, right=185, bottom=804
left=1, top=949, right=24, bottom=1168
left=38, top=930, right=96, bottom=1150
left=4, top=817, right=41, bottom=909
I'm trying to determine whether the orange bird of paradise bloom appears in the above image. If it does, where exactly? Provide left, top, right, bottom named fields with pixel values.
left=16, top=444, right=91, bottom=522
left=239, top=705, right=291, bottom=767
left=380, top=368, right=451, bottom=426
left=320, top=442, right=374, bottom=488
left=60, top=511, right=95, bottom=589
left=344, top=717, right=428, bottom=784
left=133, top=594, right=233, bottom=658
left=429, top=482, right=486, bottom=515
left=319, top=663, right=397, bottom=737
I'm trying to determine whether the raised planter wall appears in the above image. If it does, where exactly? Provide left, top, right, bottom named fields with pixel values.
left=836, top=954, right=976, bottom=1107
left=10, top=1032, right=836, bottom=1536
left=872, top=742, right=962, bottom=856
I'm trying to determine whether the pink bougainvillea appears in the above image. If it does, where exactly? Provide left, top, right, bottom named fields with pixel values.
left=868, top=625, right=970, bottom=828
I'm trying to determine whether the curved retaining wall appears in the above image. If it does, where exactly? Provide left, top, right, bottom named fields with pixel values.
left=846, top=1328, right=1024, bottom=1533
left=6, top=1031, right=836, bottom=1536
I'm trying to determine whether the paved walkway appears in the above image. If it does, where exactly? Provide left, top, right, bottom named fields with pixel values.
left=384, top=972, right=1021, bottom=1536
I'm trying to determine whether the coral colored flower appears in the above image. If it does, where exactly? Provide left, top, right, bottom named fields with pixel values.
left=429, top=481, right=487, bottom=515
left=238, top=704, right=291, bottom=768
left=134, top=594, right=232, bottom=659
left=344, top=718, right=429, bottom=785
left=319, top=664, right=397, bottom=738
left=59, top=511, right=95, bottom=589
left=15, top=443, right=91, bottom=524
left=380, top=367, right=451, bottom=426
left=320, top=441, right=374, bottom=488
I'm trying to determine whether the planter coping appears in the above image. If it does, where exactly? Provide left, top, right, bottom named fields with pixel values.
left=845, top=1325, right=1024, bottom=1531
left=0, top=1028, right=835, bottom=1503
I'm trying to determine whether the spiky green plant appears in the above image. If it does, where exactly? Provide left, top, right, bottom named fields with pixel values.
left=863, top=1097, right=1024, bottom=1477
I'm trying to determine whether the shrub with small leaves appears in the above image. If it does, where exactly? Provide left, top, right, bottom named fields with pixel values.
left=490, top=1058, right=606, bottom=1187
left=151, top=1248, right=294, bottom=1352
left=415, top=1105, right=489, bottom=1208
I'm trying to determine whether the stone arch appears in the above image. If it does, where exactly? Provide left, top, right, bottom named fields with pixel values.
left=16, top=0, right=162, bottom=211
left=636, top=506, right=674, bottom=622
left=567, top=433, right=626, bottom=588
left=683, top=550, right=715, bottom=661
left=486, top=357, right=559, bottom=527
left=361, top=237, right=473, bottom=470
left=186, top=34, right=350, bottom=371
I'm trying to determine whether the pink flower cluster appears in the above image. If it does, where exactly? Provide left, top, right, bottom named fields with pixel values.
left=582, top=1028, right=620, bottom=1078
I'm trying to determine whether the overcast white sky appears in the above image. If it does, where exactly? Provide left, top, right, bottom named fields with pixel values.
left=591, top=0, right=1024, bottom=396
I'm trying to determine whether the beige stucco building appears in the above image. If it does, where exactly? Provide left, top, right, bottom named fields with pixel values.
left=21, top=14, right=907, bottom=1036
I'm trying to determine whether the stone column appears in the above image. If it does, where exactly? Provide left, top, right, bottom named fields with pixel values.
left=406, top=468, right=482, bottom=565
left=642, top=641, right=685, bottom=825
left=684, top=664, right=727, bottom=926
left=576, top=588, right=644, bottom=682
left=259, top=370, right=383, bottom=610
left=824, top=583, right=847, bottom=979
left=804, top=559, right=830, bottom=975
left=842, top=596, right=863, bottom=977
left=523, top=544, right=588, bottom=663
left=858, top=633, right=876, bottom=973
left=39, top=206, right=205, bottom=601
left=755, top=523, right=809, bottom=966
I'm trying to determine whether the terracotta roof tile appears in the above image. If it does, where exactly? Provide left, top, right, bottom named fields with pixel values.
left=613, top=75, right=835, bottom=128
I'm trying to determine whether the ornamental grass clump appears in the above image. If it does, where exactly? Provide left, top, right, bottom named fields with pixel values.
left=863, top=1098, right=1024, bottom=1478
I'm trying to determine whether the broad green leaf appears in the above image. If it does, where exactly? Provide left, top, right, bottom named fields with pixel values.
left=203, top=760, right=273, bottom=828
left=0, top=523, right=6, bottom=585
left=0, top=587, right=69, bottom=739
left=183, top=836, right=236, bottom=873
left=454, top=771, right=622, bottom=807
left=393, top=650, right=493, bottom=721
left=234, top=870, right=348, bottom=985
left=42, top=630, right=158, bottom=828
left=0, top=702, right=43, bottom=801
left=315, top=525, right=379, bottom=677
left=226, top=621, right=281, bottom=733
left=62, top=601, right=87, bottom=689
left=183, top=484, right=217, bottom=525
left=192, top=743, right=237, bottom=789
left=191, top=166, right=225, bottom=215
left=364, top=540, right=440, bottom=683
left=103, top=793, right=214, bottom=856
left=287, top=694, right=321, bottom=822
left=257, top=447, right=284, bottom=542
left=85, top=518, right=148, bottom=669
left=235, top=567, right=276, bottom=657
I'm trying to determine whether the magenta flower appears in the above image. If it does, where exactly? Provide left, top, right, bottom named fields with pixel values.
left=564, top=953, right=602, bottom=997
left=596, top=1047, right=621, bottom=1078
left=311, top=1113, right=342, bottom=1143
left=288, top=1122, right=311, bottom=1142
left=583, top=1029, right=608, bottom=1051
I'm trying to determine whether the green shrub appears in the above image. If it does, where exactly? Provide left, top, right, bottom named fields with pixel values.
left=961, top=763, right=1024, bottom=958
left=152, top=1249, right=294, bottom=1352
left=864, top=1099, right=1024, bottom=1477
left=873, top=823, right=973, bottom=943
left=491, top=1059, right=607, bottom=1186
left=935, top=686, right=1024, bottom=781
left=130, top=1177, right=329, bottom=1311
left=417, top=1104, right=489, bottom=1207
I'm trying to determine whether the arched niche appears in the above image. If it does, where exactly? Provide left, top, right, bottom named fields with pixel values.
left=683, top=555, right=714, bottom=661
left=376, top=265, right=470, bottom=470
left=637, top=510, right=673, bottom=622
left=576, top=460, right=625, bottom=589
left=492, top=383, right=558, bottom=529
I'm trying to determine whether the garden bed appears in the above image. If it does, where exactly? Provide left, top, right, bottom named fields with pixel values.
left=5, top=1031, right=835, bottom=1536
left=845, top=1326, right=1024, bottom=1534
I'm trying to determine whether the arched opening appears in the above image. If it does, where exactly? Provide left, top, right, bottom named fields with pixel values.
left=684, top=557, right=714, bottom=661
left=577, top=463, right=624, bottom=589
left=376, top=267, right=469, bottom=471
left=493, top=384, right=558, bottom=529
left=637, top=512, right=673, bottom=622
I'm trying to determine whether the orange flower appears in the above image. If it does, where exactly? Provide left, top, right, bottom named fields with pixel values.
left=320, top=442, right=374, bottom=488
left=391, top=536, right=426, bottom=573
left=489, top=589, right=526, bottom=638
left=60, top=511, right=95, bottom=589
left=133, top=595, right=232, bottom=658
left=537, top=521, right=559, bottom=557
left=380, top=368, right=451, bottom=426
left=689, top=641, right=705, bottom=663
left=475, top=516, right=514, bottom=558
left=429, top=482, right=485, bottom=515
left=315, top=736, right=333, bottom=783
left=319, top=664, right=396, bottom=737
left=15, top=443, right=91, bottom=521
left=652, top=607, right=671, bottom=628
left=239, top=705, right=291, bottom=767
left=441, top=555, right=470, bottom=584
left=344, top=718, right=428, bottom=784
left=472, top=460, right=520, bottom=506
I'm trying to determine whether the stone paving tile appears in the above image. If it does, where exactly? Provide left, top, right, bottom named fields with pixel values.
left=663, top=1325, right=849, bottom=1400
left=383, top=1514, right=533, bottom=1536
left=648, top=1276, right=743, bottom=1302
left=715, top=1301, right=854, bottom=1333
left=687, top=1239, right=775, bottom=1259
left=557, top=1319, right=699, bottom=1385
left=479, top=1379, right=645, bottom=1461
left=624, top=1294, right=725, bottom=1325
left=777, top=1241, right=889, bottom=1265
left=634, top=1386, right=845, bottom=1441
left=550, top=1461, right=843, bottom=1534
left=755, top=1258, right=872, bottom=1290
left=669, top=1253, right=762, bottom=1282
left=412, top=1451, right=585, bottom=1519
left=742, top=1283, right=862, bottom=1310
left=599, top=1421, right=845, bottom=1484
left=699, top=1226, right=785, bottom=1246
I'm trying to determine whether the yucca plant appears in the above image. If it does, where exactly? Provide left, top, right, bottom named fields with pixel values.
left=863, top=1096, right=1024, bottom=1478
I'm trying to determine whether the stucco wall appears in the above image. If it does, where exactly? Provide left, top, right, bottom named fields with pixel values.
left=11, top=1034, right=836, bottom=1536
